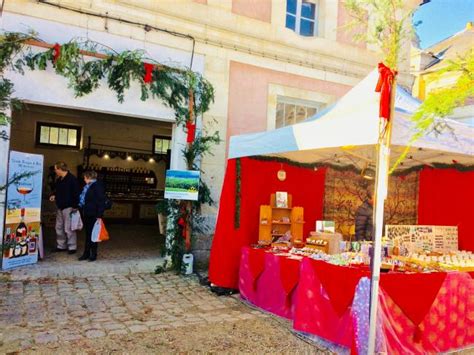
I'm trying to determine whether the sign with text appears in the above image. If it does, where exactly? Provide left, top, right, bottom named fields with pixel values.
left=385, top=225, right=458, bottom=253
left=2, top=151, right=44, bottom=270
left=164, top=170, right=200, bottom=201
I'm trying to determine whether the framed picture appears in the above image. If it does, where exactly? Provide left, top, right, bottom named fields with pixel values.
left=164, top=170, right=200, bottom=201
left=316, top=220, right=335, bottom=233
left=275, top=191, right=288, bottom=208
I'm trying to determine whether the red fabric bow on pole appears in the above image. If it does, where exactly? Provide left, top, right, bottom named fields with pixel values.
left=186, top=121, right=196, bottom=143
left=53, top=43, right=61, bottom=63
left=375, top=62, right=397, bottom=120
left=143, top=63, right=155, bottom=83
left=177, top=213, right=191, bottom=251
left=186, top=89, right=196, bottom=143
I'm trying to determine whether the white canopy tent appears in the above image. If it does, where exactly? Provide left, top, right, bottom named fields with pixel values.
left=226, top=69, right=474, bottom=353
left=228, top=70, right=474, bottom=168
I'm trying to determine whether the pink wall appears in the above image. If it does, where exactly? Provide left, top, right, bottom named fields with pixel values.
left=336, top=0, right=366, bottom=48
left=227, top=61, right=352, bottom=143
left=232, top=0, right=272, bottom=23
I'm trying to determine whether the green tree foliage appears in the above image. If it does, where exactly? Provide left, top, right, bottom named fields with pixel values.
left=344, top=0, right=414, bottom=69
left=391, top=49, right=474, bottom=172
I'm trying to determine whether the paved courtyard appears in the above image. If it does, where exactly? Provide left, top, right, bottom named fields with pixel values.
left=0, top=273, right=325, bottom=354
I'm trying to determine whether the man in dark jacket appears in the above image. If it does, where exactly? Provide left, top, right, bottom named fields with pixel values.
left=49, top=161, right=80, bottom=253
left=355, top=193, right=373, bottom=241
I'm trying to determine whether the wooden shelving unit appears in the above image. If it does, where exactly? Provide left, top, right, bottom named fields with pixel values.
left=258, top=193, right=304, bottom=244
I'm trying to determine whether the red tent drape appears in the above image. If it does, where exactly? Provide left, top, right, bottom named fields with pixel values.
left=418, top=168, right=474, bottom=251
left=209, top=157, right=326, bottom=289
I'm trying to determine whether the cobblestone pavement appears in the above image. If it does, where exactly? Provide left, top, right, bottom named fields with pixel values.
left=0, top=273, right=322, bottom=353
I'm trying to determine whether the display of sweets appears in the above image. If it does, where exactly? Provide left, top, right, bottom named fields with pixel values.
left=290, top=246, right=326, bottom=257
left=411, top=250, right=474, bottom=271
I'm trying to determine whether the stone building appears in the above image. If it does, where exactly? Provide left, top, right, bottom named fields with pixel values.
left=0, top=0, right=415, bottom=265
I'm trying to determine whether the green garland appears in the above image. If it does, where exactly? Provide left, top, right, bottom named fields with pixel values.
left=234, top=158, right=241, bottom=229
left=249, top=155, right=360, bottom=173
left=247, top=155, right=474, bottom=176
left=23, top=39, right=215, bottom=124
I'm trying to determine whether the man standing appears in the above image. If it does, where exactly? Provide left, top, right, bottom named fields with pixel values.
left=355, top=193, right=374, bottom=241
left=49, top=161, right=80, bottom=254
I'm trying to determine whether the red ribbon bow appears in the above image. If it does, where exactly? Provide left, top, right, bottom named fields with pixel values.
left=375, top=63, right=397, bottom=121
left=53, top=43, right=61, bottom=63
left=177, top=216, right=191, bottom=251
left=143, top=63, right=154, bottom=83
left=186, top=121, right=196, bottom=143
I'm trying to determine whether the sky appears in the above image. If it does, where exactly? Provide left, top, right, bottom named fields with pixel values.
left=413, top=0, right=474, bottom=49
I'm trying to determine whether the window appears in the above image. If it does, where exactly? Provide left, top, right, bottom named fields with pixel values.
left=286, top=0, right=318, bottom=37
left=275, top=97, right=322, bottom=128
left=153, top=136, right=172, bottom=154
left=36, top=122, right=81, bottom=149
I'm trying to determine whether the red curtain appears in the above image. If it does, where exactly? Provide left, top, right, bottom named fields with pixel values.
left=418, top=168, right=474, bottom=252
left=209, top=157, right=327, bottom=289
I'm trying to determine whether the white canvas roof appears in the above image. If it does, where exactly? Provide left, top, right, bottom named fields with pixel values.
left=228, top=70, right=474, bottom=169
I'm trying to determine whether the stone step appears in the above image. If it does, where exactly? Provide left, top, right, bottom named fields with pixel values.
left=3, top=257, right=164, bottom=280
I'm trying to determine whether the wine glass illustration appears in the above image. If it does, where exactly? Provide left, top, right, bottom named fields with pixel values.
left=16, top=175, right=35, bottom=206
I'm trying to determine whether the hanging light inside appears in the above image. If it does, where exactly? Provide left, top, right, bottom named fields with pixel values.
left=362, top=163, right=375, bottom=180
left=127, top=155, right=133, bottom=161
left=149, top=157, right=155, bottom=163
left=103, top=153, right=110, bottom=159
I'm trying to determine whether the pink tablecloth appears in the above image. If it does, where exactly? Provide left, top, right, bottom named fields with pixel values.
left=293, top=257, right=355, bottom=349
left=239, top=247, right=300, bottom=319
left=239, top=247, right=474, bottom=353
left=378, top=272, right=474, bottom=354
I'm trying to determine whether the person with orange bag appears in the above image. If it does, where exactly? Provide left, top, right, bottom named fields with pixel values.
left=78, top=170, right=105, bottom=262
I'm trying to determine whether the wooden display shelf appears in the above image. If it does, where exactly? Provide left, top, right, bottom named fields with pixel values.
left=258, top=193, right=304, bottom=244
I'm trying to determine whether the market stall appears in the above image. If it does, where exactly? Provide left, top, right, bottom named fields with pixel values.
left=209, top=70, right=474, bottom=353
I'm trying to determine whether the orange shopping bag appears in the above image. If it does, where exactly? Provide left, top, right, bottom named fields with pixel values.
left=91, top=218, right=109, bottom=242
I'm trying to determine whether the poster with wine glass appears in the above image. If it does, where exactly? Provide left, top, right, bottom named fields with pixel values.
left=2, top=151, right=44, bottom=270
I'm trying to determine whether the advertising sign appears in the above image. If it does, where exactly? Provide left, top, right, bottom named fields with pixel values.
left=2, top=151, right=44, bottom=270
left=164, top=170, right=200, bottom=201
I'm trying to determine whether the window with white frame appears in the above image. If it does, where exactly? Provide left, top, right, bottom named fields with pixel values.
left=275, top=97, right=323, bottom=128
left=286, top=0, right=318, bottom=37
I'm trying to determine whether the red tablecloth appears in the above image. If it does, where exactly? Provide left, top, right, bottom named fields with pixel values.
left=379, top=272, right=474, bottom=353
left=239, top=247, right=302, bottom=319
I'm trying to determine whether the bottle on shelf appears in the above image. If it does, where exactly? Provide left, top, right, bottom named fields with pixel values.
left=28, top=226, right=37, bottom=253
left=16, top=208, right=27, bottom=240
left=3, top=227, right=11, bottom=257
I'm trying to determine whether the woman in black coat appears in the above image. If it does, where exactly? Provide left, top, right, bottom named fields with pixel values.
left=78, top=170, right=105, bottom=261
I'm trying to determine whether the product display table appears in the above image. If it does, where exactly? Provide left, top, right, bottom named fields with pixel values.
left=239, top=247, right=474, bottom=354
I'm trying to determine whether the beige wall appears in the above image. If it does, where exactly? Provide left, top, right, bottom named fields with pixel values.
left=227, top=61, right=352, bottom=139
left=10, top=105, right=171, bottom=192
left=232, top=0, right=272, bottom=23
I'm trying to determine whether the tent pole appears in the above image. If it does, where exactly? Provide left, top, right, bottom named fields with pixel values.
left=367, top=78, right=396, bottom=354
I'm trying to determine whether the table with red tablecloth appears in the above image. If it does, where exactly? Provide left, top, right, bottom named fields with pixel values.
left=239, top=246, right=301, bottom=319
left=239, top=247, right=474, bottom=353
